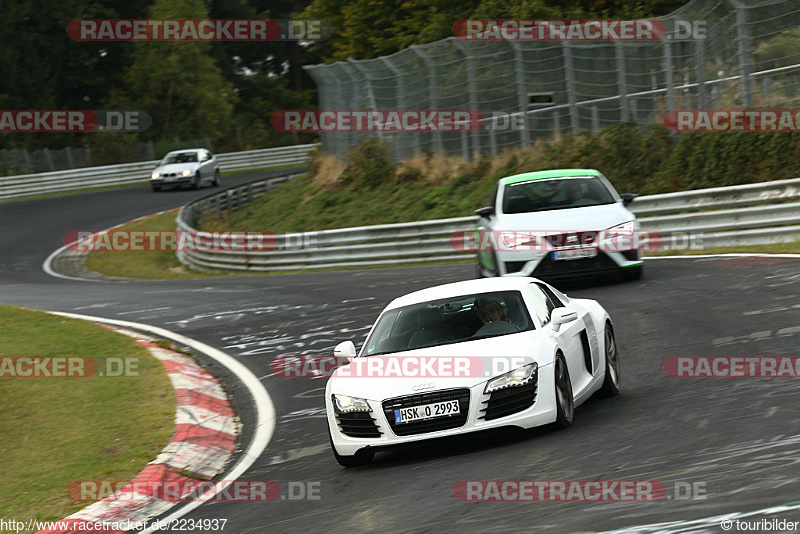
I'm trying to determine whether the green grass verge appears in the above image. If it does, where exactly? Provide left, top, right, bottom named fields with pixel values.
left=83, top=206, right=798, bottom=281
left=84, top=210, right=219, bottom=280
left=0, top=305, right=175, bottom=528
left=645, top=240, right=800, bottom=256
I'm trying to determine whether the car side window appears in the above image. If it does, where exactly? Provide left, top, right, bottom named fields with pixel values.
left=536, top=282, right=564, bottom=308
left=528, top=283, right=556, bottom=325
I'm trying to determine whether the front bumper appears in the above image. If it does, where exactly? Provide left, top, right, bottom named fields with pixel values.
left=328, top=363, right=557, bottom=456
left=486, top=248, right=642, bottom=279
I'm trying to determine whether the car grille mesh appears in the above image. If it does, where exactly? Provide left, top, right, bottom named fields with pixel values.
left=382, top=388, right=470, bottom=436
left=336, top=412, right=382, bottom=438
left=480, top=371, right=538, bottom=421
left=533, top=252, right=618, bottom=276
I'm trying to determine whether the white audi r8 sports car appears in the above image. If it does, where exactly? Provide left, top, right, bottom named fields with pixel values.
left=326, top=277, right=620, bottom=467
left=474, top=168, right=643, bottom=281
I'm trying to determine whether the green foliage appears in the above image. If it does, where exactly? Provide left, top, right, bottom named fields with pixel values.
left=203, top=123, right=800, bottom=235
left=339, top=138, right=396, bottom=188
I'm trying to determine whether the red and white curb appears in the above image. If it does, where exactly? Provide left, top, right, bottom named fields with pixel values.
left=38, top=326, right=238, bottom=534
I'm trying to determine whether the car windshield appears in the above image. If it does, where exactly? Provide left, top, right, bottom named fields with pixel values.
left=502, top=176, right=616, bottom=214
left=162, top=152, right=198, bottom=164
left=362, top=290, right=534, bottom=356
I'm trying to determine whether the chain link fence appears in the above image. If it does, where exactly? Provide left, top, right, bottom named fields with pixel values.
left=304, top=0, right=800, bottom=161
left=0, top=138, right=210, bottom=177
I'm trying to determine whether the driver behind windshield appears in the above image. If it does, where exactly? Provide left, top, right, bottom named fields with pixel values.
left=476, top=299, right=510, bottom=325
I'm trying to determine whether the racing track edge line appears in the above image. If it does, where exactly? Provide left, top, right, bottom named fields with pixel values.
left=47, top=311, right=276, bottom=529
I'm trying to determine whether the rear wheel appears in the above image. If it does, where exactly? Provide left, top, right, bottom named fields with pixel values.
left=554, top=354, right=574, bottom=428
left=329, top=428, right=374, bottom=467
left=600, top=323, right=621, bottom=396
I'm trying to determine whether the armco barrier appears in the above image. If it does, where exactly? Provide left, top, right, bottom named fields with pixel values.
left=175, top=176, right=800, bottom=272
left=0, top=144, right=316, bottom=201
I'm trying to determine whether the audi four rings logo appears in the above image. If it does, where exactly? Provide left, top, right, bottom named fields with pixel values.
left=413, top=383, right=436, bottom=391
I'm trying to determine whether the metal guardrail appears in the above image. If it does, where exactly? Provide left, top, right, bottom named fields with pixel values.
left=0, top=144, right=317, bottom=201
left=176, top=176, right=800, bottom=272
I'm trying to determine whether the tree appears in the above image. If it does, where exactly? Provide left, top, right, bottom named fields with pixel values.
left=114, top=0, right=236, bottom=143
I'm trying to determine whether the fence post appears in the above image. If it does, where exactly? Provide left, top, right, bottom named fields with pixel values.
left=562, top=42, right=579, bottom=134
left=615, top=42, right=630, bottom=122
left=453, top=40, right=480, bottom=159
left=65, top=147, right=75, bottom=169
left=510, top=41, right=531, bottom=148
left=43, top=148, right=55, bottom=171
left=663, top=40, right=675, bottom=112
left=410, top=46, right=443, bottom=154
left=695, top=38, right=707, bottom=109
left=380, top=56, right=406, bottom=160
left=348, top=58, right=386, bottom=148
left=591, top=107, right=600, bottom=133
left=733, top=0, right=753, bottom=108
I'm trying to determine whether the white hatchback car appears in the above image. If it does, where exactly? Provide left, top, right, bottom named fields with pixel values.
left=326, top=277, right=620, bottom=467
left=150, top=149, right=220, bottom=192
left=474, top=169, right=642, bottom=281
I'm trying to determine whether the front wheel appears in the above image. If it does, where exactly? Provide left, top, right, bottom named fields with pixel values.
left=624, top=265, right=642, bottom=281
left=329, top=429, right=374, bottom=467
left=191, top=172, right=200, bottom=190
left=600, top=323, right=621, bottom=396
left=212, top=169, right=220, bottom=187
left=554, top=354, right=574, bottom=428
left=151, top=184, right=162, bottom=192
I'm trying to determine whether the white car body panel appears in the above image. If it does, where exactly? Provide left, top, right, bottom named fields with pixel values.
left=477, top=169, right=642, bottom=278
left=326, top=277, right=614, bottom=458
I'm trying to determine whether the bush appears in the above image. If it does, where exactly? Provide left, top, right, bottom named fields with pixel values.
left=339, top=138, right=395, bottom=188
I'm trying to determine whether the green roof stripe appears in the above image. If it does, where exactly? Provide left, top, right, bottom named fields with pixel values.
left=500, top=169, right=601, bottom=185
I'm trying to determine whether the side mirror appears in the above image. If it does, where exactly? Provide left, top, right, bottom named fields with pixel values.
left=333, top=341, right=357, bottom=362
left=551, top=308, right=578, bottom=331
left=475, top=206, right=494, bottom=218
left=620, top=193, right=638, bottom=206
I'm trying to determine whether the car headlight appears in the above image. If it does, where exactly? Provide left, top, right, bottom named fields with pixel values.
left=605, top=221, right=635, bottom=235
left=484, top=363, right=537, bottom=394
left=180, top=169, right=193, bottom=176
left=332, top=394, right=371, bottom=414
left=151, top=172, right=161, bottom=179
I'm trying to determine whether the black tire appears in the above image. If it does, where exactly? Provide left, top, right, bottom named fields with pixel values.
left=191, top=172, right=200, bottom=190
left=600, top=323, right=621, bottom=397
left=624, top=265, right=642, bottom=281
left=329, top=428, right=374, bottom=467
left=554, top=354, right=574, bottom=428
left=212, top=169, right=220, bottom=187
left=151, top=184, right=162, bottom=192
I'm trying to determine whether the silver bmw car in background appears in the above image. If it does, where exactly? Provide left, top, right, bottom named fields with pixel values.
left=150, top=149, right=220, bottom=192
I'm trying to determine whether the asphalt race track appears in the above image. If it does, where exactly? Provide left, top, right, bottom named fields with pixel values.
left=2, top=176, right=799, bottom=533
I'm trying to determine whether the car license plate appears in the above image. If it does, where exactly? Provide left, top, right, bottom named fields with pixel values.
left=552, top=247, right=598, bottom=261
left=394, top=400, right=460, bottom=424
